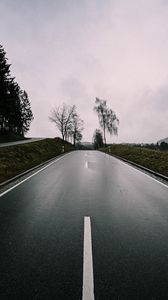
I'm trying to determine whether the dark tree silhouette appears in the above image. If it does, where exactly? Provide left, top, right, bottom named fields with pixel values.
left=160, top=141, right=168, bottom=151
left=7, top=81, right=22, bottom=133
left=0, top=44, right=11, bottom=132
left=19, top=90, right=34, bottom=134
left=93, top=129, right=104, bottom=149
left=49, top=104, right=84, bottom=145
left=94, top=97, right=119, bottom=146
left=68, top=109, right=84, bottom=146
left=0, top=44, right=34, bottom=137
left=49, top=104, right=76, bottom=141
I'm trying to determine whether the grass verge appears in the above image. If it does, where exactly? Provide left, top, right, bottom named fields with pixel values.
left=0, top=138, right=74, bottom=183
left=101, top=144, right=168, bottom=177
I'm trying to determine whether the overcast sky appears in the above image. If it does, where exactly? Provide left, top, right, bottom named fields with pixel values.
left=1, top=0, right=168, bottom=143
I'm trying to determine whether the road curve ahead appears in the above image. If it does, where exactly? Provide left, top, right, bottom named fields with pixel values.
left=0, top=151, right=168, bottom=299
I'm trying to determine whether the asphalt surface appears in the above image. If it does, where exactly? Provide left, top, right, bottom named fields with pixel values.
left=0, top=150, right=168, bottom=299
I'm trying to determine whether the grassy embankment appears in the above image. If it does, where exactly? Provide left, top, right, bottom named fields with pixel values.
left=0, top=138, right=74, bottom=184
left=101, top=144, right=168, bottom=177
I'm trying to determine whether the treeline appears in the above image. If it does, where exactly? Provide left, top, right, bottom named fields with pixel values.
left=0, top=45, right=33, bottom=137
left=133, top=142, right=168, bottom=151
left=49, top=98, right=120, bottom=148
left=1, top=45, right=121, bottom=146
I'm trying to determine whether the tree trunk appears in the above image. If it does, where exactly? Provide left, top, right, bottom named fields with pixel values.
left=103, top=124, right=106, bottom=147
left=73, top=133, right=76, bottom=146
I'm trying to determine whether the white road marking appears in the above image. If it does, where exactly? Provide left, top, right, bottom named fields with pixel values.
left=106, top=154, right=168, bottom=189
left=0, top=153, right=72, bottom=198
left=85, top=161, right=88, bottom=169
left=82, top=216, right=95, bottom=300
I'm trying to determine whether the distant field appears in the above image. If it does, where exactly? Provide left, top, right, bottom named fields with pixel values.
left=0, top=138, right=74, bottom=183
left=101, top=144, right=168, bottom=177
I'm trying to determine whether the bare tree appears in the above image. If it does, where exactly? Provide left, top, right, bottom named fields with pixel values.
left=49, top=104, right=75, bottom=141
left=69, top=111, right=84, bottom=146
left=94, top=98, right=119, bottom=146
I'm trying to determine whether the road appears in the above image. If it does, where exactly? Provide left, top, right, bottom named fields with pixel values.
left=0, top=150, right=168, bottom=299
left=0, top=138, right=45, bottom=148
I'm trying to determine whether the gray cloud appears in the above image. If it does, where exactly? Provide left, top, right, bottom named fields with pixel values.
left=0, top=0, right=168, bottom=142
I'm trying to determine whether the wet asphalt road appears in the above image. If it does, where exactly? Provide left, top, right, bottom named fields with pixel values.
left=0, top=150, right=168, bottom=299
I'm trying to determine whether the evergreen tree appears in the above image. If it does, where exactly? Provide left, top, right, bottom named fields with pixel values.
left=93, top=129, right=104, bottom=149
left=0, top=44, right=33, bottom=136
left=0, top=44, right=11, bottom=132
left=19, top=90, right=34, bottom=134
left=7, top=80, right=22, bottom=133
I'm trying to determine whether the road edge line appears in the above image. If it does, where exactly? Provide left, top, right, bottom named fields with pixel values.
left=105, top=153, right=168, bottom=189
left=0, top=154, right=65, bottom=189
left=0, top=152, right=72, bottom=198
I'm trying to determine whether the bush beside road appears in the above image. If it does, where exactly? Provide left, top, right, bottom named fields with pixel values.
left=0, top=138, right=74, bottom=183
left=101, top=144, right=168, bottom=177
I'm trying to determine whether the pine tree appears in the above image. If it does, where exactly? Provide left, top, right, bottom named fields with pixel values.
left=0, top=45, right=34, bottom=137
left=0, top=44, right=11, bottom=132
left=19, top=90, right=34, bottom=134
left=7, top=80, right=22, bottom=134
left=93, top=129, right=104, bottom=149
